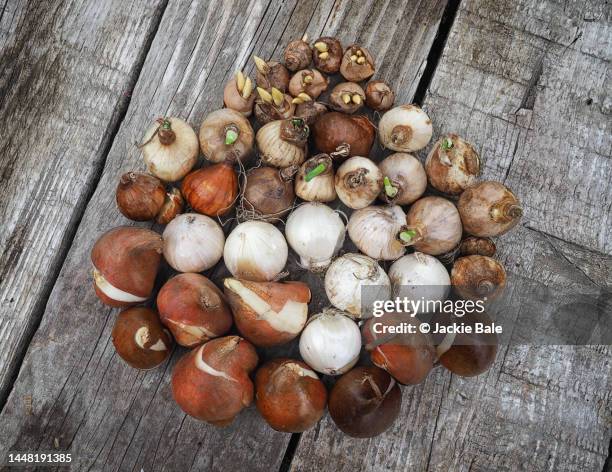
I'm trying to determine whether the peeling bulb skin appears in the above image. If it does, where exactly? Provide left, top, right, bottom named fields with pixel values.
left=459, top=237, right=496, bottom=257
left=171, top=336, right=258, bottom=425
left=451, top=255, right=507, bottom=300
left=379, top=105, right=433, bottom=152
left=312, top=37, right=343, bottom=74
left=199, top=109, right=254, bottom=164
left=254, top=91, right=296, bottom=125
left=91, top=227, right=162, bottom=307
left=457, top=181, right=523, bottom=237
left=312, top=112, right=375, bottom=158
left=223, top=278, right=311, bottom=347
left=255, top=359, right=327, bottom=433
left=256, top=119, right=308, bottom=168
left=328, top=366, right=401, bottom=438
left=254, top=58, right=290, bottom=92
left=425, top=134, right=481, bottom=195
left=112, top=307, right=172, bottom=370
left=157, top=273, right=233, bottom=347
left=155, top=188, right=184, bottom=225
left=340, top=44, right=376, bottom=82
left=294, top=101, right=327, bottom=126
left=362, top=315, right=435, bottom=385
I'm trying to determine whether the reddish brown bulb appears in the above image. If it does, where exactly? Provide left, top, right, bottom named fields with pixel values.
left=340, top=44, right=375, bottom=82
left=155, top=188, right=184, bottom=224
left=242, top=166, right=296, bottom=221
left=116, top=172, right=165, bottom=221
left=329, top=82, right=365, bottom=114
left=181, top=162, right=238, bottom=216
left=451, top=255, right=507, bottom=300
left=459, top=236, right=496, bottom=257
left=312, top=37, right=343, bottom=74
left=365, top=80, right=395, bottom=111
left=284, top=36, right=312, bottom=71
left=254, top=57, right=290, bottom=91
left=312, top=112, right=375, bottom=158
left=288, top=69, right=329, bottom=99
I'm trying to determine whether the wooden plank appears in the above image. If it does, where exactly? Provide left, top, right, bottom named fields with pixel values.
left=291, top=0, right=612, bottom=471
left=0, top=0, right=450, bottom=471
left=0, top=0, right=167, bottom=405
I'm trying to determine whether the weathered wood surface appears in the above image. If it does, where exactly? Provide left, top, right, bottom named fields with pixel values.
left=292, top=0, right=612, bottom=471
left=0, top=0, right=450, bottom=471
left=0, top=0, right=167, bottom=405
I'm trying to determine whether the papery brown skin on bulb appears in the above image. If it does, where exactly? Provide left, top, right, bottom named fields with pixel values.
left=457, top=181, right=523, bottom=237
left=340, top=44, right=375, bottom=82
left=459, top=236, right=496, bottom=257
left=254, top=93, right=296, bottom=125
left=255, top=359, right=327, bottom=432
left=451, top=255, right=506, bottom=300
left=404, top=196, right=463, bottom=256
left=284, top=37, right=312, bottom=71
left=171, top=336, right=258, bottom=426
left=365, top=80, right=395, bottom=112
left=116, top=172, right=165, bottom=221
left=91, top=227, right=162, bottom=307
left=312, top=37, right=343, bottom=74
left=425, top=134, right=481, bottom=195
left=294, top=101, right=327, bottom=125
left=437, top=310, right=498, bottom=377
left=242, top=166, right=296, bottom=220
left=288, top=69, right=329, bottom=99
left=223, top=278, right=311, bottom=347
left=155, top=187, right=184, bottom=224
left=312, top=112, right=375, bottom=158
left=256, top=60, right=290, bottom=91
left=112, top=307, right=172, bottom=369
left=157, top=273, right=233, bottom=347
left=329, top=82, right=365, bottom=114
left=363, top=315, right=435, bottom=385
left=181, top=162, right=238, bottom=216
left=329, top=366, right=401, bottom=438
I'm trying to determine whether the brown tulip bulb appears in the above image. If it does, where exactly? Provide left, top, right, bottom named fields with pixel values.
left=171, top=336, right=258, bottom=426
left=329, top=366, right=401, bottom=438
left=181, top=162, right=238, bottom=217
left=157, top=273, right=233, bottom=347
left=365, top=80, right=395, bottom=111
left=255, top=359, right=327, bottom=432
left=459, top=237, right=496, bottom=257
left=312, top=112, right=375, bottom=158
left=312, top=37, right=343, bottom=74
left=437, top=311, right=498, bottom=377
left=340, top=44, right=375, bottom=82
left=112, top=307, right=172, bottom=369
left=458, top=181, right=523, bottom=237
left=242, top=166, right=296, bottom=221
left=223, top=278, right=311, bottom=347
left=288, top=69, right=328, bottom=99
left=284, top=35, right=312, bottom=71
left=294, top=101, right=327, bottom=125
left=363, top=315, right=435, bottom=385
left=451, top=255, right=507, bottom=300
left=155, top=187, right=184, bottom=224
left=254, top=87, right=296, bottom=125
left=253, top=56, right=290, bottom=91
left=91, top=227, right=162, bottom=307
left=425, top=134, right=481, bottom=195
left=116, top=172, right=165, bottom=221
left=223, top=71, right=255, bottom=116
left=329, top=82, right=365, bottom=114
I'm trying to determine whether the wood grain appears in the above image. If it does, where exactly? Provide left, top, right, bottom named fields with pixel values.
left=291, top=0, right=612, bottom=470
left=0, top=0, right=449, bottom=471
left=0, top=0, right=167, bottom=406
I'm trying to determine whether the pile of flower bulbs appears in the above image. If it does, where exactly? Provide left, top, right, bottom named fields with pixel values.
left=92, top=34, right=522, bottom=437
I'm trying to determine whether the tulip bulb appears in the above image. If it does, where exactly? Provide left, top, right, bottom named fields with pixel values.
left=116, top=172, right=166, bottom=221
left=141, top=117, right=198, bottom=181
left=162, top=213, right=225, bottom=272
left=285, top=203, right=345, bottom=271
left=171, top=336, right=258, bottom=425
left=324, top=253, right=391, bottom=319
left=224, top=221, right=288, bottom=282
left=181, top=162, right=238, bottom=216
left=157, top=273, right=233, bottom=347
left=312, top=112, right=375, bottom=158
left=91, top=227, right=162, bottom=307
left=347, top=205, right=408, bottom=260
left=379, top=105, right=433, bottom=152
left=299, top=310, right=361, bottom=375
left=224, top=278, right=311, bottom=347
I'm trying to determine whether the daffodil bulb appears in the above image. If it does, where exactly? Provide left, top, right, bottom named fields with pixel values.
left=324, top=253, right=391, bottom=319
left=285, top=203, right=345, bottom=271
left=224, top=221, right=288, bottom=281
left=299, top=310, right=361, bottom=375
left=335, top=156, right=383, bottom=209
left=162, top=213, right=225, bottom=272
left=142, top=117, right=199, bottom=181
left=347, top=205, right=407, bottom=260
left=379, top=105, right=433, bottom=152
left=388, top=252, right=450, bottom=314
